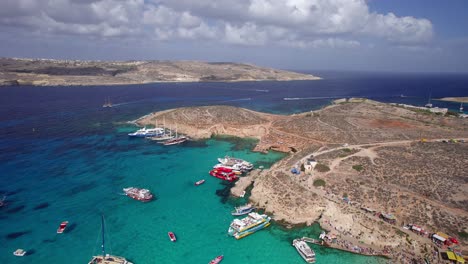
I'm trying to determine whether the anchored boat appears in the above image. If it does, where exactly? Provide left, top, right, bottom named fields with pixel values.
left=231, top=204, right=255, bottom=216
left=209, top=255, right=224, bottom=264
left=293, top=239, right=316, bottom=263
left=123, top=187, right=154, bottom=202
left=195, top=179, right=206, bottom=186
left=209, top=169, right=238, bottom=182
left=57, top=221, right=69, bottom=234
left=228, top=212, right=271, bottom=239
left=217, top=156, right=253, bottom=171
left=88, top=215, right=132, bottom=264
left=13, top=249, right=27, bottom=257
left=168, top=232, right=177, bottom=242
left=128, top=127, right=165, bottom=138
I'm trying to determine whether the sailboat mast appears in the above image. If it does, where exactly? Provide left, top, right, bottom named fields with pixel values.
left=101, top=215, right=106, bottom=257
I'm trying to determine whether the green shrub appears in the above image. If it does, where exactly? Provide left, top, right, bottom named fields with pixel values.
left=313, top=179, right=326, bottom=187
left=315, top=163, right=330, bottom=172
left=352, top=164, right=363, bottom=172
left=300, top=163, right=305, bottom=172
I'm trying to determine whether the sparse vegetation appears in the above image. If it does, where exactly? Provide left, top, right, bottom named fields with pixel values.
left=315, top=163, right=330, bottom=172
left=459, top=231, right=468, bottom=239
left=313, top=179, right=326, bottom=187
left=352, top=164, right=363, bottom=172
left=300, top=163, right=305, bottom=172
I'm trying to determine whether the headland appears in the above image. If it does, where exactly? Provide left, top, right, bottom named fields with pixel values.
left=137, top=99, right=468, bottom=263
left=437, top=97, right=468, bottom=103
left=0, top=57, right=320, bottom=86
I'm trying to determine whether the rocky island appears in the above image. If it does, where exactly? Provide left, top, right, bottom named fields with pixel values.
left=0, top=57, right=320, bottom=86
left=137, top=99, right=468, bottom=263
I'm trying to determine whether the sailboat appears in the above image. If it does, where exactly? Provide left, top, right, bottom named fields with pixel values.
left=88, top=215, right=133, bottom=264
left=425, top=90, right=432, bottom=108
left=103, top=97, right=112, bottom=108
left=460, top=102, right=464, bottom=113
left=162, top=124, right=187, bottom=146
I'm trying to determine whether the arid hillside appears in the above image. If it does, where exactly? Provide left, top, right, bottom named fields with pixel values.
left=0, top=58, right=320, bottom=86
left=137, top=99, right=468, bottom=262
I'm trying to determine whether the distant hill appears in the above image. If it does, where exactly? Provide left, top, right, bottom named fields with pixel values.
left=0, top=58, right=320, bottom=86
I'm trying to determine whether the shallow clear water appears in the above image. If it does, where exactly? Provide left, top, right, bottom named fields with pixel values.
left=1, top=72, right=466, bottom=263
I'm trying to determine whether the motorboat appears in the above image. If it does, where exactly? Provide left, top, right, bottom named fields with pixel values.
left=13, top=249, right=26, bottom=257
left=195, top=179, right=206, bottom=186
left=168, top=232, right=177, bottom=242
left=209, top=255, right=223, bottom=264
left=57, top=221, right=69, bottom=234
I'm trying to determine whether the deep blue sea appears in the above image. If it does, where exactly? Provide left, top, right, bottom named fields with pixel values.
left=1, top=72, right=467, bottom=264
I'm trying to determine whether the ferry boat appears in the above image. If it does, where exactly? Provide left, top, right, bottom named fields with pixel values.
left=231, top=204, right=255, bottom=216
left=13, top=249, right=27, bottom=257
left=228, top=212, right=271, bottom=239
left=123, top=187, right=154, bottom=202
left=195, top=179, right=206, bottom=186
left=213, top=164, right=242, bottom=174
left=217, top=156, right=253, bottom=171
left=209, top=255, right=224, bottom=264
left=57, top=221, right=69, bottom=234
left=88, top=215, right=132, bottom=264
left=292, top=239, right=316, bottom=263
left=209, top=169, right=238, bottom=182
left=128, top=127, right=165, bottom=138
left=168, top=232, right=176, bottom=242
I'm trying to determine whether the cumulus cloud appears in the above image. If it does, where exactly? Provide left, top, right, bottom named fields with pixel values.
left=0, top=0, right=434, bottom=48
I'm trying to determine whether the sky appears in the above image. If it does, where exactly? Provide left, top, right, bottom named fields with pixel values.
left=0, top=0, right=467, bottom=72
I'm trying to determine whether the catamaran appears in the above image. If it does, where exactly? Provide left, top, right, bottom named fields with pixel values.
left=292, top=239, right=316, bottom=263
left=88, top=215, right=132, bottom=264
left=228, top=212, right=271, bottom=239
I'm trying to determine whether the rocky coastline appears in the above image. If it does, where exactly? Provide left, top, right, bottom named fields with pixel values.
left=136, top=99, right=468, bottom=263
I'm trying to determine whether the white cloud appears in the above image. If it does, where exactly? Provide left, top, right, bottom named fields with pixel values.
left=0, top=0, right=434, bottom=47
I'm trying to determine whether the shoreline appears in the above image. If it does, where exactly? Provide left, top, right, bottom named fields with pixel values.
left=133, top=99, right=468, bottom=262
left=435, top=97, right=468, bottom=103
left=0, top=77, right=322, bottom=87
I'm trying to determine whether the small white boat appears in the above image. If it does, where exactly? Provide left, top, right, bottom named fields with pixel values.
left=293, top=239, right=315, bottom=263
left=231, top=204, right=255, bottom=216
left=13, top=249, right=27, bottom=257
left=195, top=179, right=206, bottom=186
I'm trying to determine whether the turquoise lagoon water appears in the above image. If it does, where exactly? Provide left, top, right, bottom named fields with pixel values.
left=0, top=125, right=385, bottom=264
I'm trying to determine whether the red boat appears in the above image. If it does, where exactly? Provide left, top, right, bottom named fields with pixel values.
left=209, top=169, right=238, bottom=182
left=57, top=221, right=69, bottom=234
left=209, top=255, right=224, bottom=264
left=195, top=179, right=206, bottom=186
left=168, top=232, right=176, bottom=242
